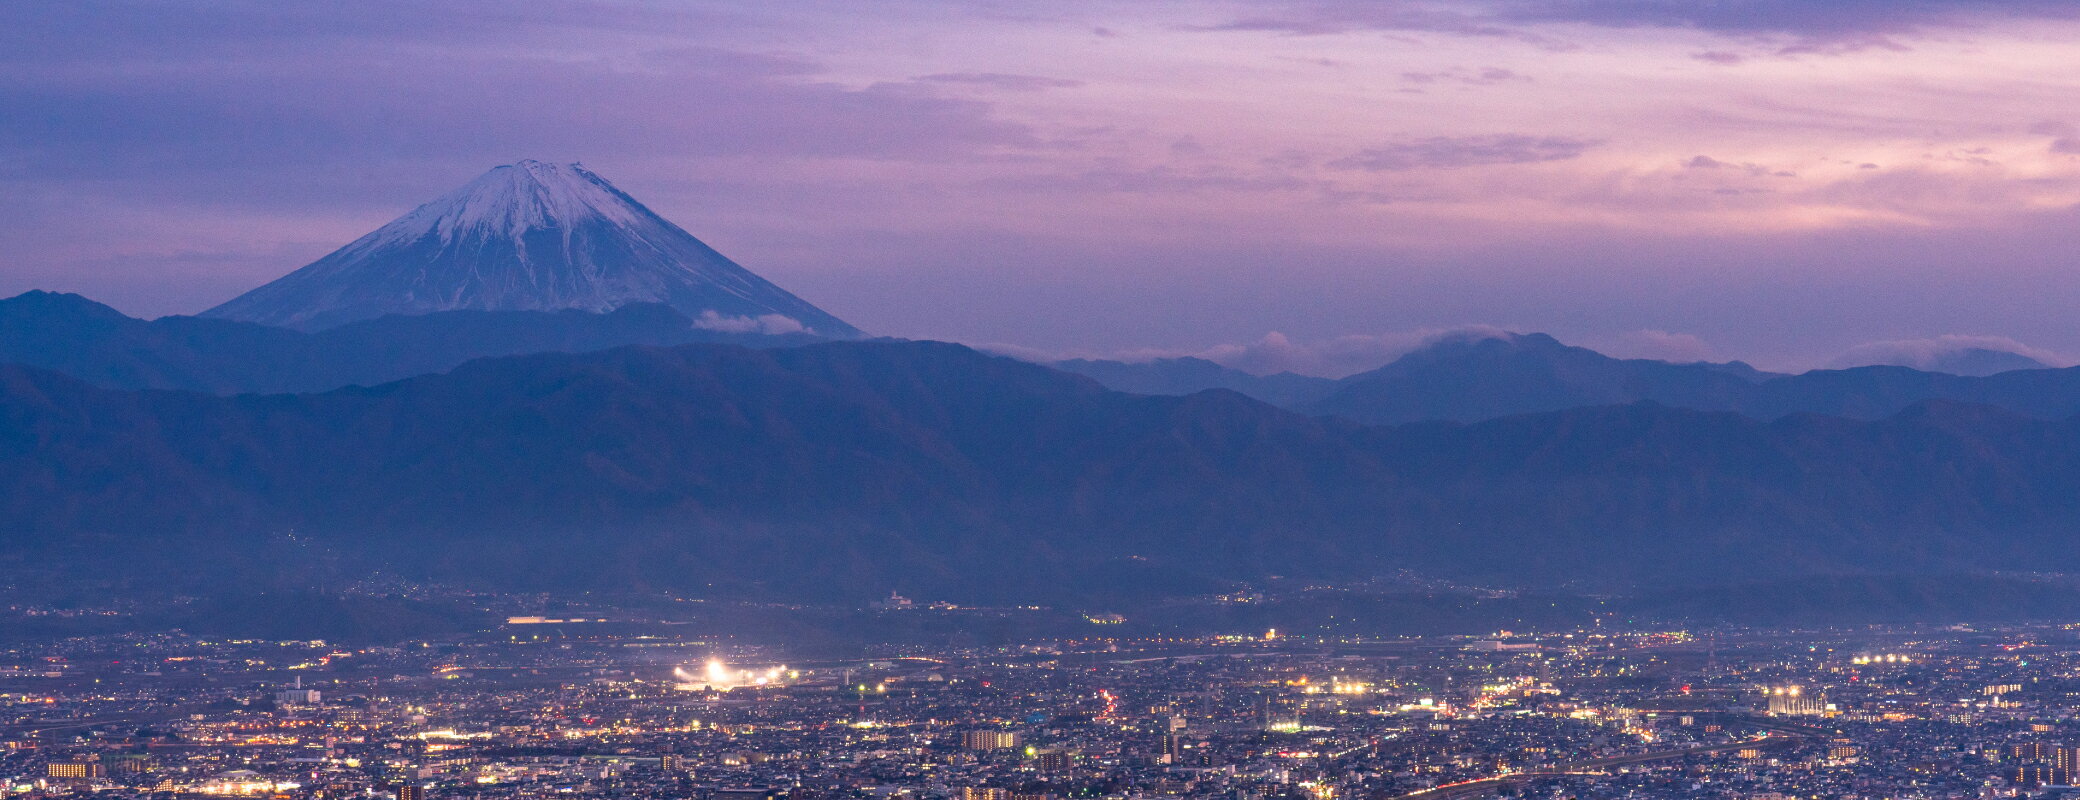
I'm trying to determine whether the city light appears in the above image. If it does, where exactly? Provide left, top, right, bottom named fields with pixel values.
left=195, top=779, right=301, bottom=795
left=673, top=659, right=790, bottom=691
left=5, top=626, right=2061, bottom=799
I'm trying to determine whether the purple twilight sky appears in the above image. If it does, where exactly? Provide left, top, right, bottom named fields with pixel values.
left=7, top=1, right=2080, bottom=374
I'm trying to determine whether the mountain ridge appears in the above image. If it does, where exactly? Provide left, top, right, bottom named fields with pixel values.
left=202, top=160, right=861, bottom=335
left=1057, top=331, right=2080, bottom=426
left=16, top=294, right=2080, bottom=426
left=1310, top=332, right=1768, bottom=422
left=0, top=290, right=821, bottom=394
left=7, top=339, right=2080, bottom=601
left=1052, top=356, right=1338, bottom=408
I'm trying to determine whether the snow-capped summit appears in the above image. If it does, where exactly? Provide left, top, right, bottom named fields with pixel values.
left=202, top=160, right=862, bottom=336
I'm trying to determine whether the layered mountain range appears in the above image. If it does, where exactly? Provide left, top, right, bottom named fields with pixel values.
left=1056, top=332, right=2080, bottom=424
left=6, top=338, right=2080, bottom=604
left=17, top=293, right=2080, bottom=427
left=9, top=160, right=2080, bottom=616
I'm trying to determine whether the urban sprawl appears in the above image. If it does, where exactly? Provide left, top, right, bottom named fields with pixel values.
left=7, top=611, right=2080, bottom=799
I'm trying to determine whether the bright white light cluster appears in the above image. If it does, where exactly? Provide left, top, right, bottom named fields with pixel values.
left=674, top=659, right=792, bottom=691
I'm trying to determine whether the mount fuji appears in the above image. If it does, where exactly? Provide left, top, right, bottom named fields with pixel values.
left=202, top=160, right=861, bottom=336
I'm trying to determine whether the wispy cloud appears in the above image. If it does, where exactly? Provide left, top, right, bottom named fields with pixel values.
left=1400, top=66, right=1530, bottom=86
left=995, top=327, right=1518, bottom=378
left=1328, top=135, right=1599, bottom=171
left=913, top=73, right=1086, bottom=92
left=1597, top=329, right=1721, bottom=363
left=693, top=310, right=809, bottom=336
left=1828, top=334, right=2071, bottom=372
left=1195, top=0, right=2080, bottom=43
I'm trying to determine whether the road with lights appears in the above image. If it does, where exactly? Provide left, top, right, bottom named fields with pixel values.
left=1395, top=734, right=1804, bottom=799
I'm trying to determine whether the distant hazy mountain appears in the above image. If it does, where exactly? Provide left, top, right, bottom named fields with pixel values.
left=1086, top=331, right=2072, bottom=426
left=1052, top=356, right=1336, bottom=407
left=0, top=290, right=816, bottom=394
left=7, top=339, right=2080, bottom=601
left=1055, top=333, right=1785, bottom=419
left=202, top=160, right=860, bottom=336
left=1834, top=346, right=2052, bottom=377
left=1943, top=348, right=2052, bottom=375
left=1306, top=332, right=1776, bottom=423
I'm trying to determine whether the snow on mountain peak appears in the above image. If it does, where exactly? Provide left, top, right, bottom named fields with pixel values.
left=374, top=160, right=647, bottom=247
left=200, top=161, right=862, bottom=336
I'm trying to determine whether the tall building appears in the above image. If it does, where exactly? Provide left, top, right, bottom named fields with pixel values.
left=962, top=788, right=1010, bottom=800
left=2007, top=742, right=2051, bottom=763
left=47, top=760, right=103, bottom=780
left=277, top=677, right=322, bottom=707
left=395, top=784, right=425, bottom=800
left=1259, top=697, right=1300, bottom=732
left=1158, top=734, right=1185, bottom=765
left=2012, top=764, right=2071, bottom=788
left=963, top=730, right=1019, bottom=751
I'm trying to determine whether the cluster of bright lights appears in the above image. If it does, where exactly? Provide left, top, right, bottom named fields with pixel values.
left=1394, top=698, right=1444, bottom=713
left=416, top=729, right=493, bottom=740
left=1851, top=654, right=1912, bottom=665
left=196, top=781, right=301, bottom=795
left=674, top=659, right=793, bottom=691
left=1465, top=676, right=1536, bottom=710
left=1768, top=686, right=1805, bottom=696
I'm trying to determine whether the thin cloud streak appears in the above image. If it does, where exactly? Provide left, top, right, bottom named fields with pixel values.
left=1328, top=135, right=1600, bottom=171
left=1829, top=334, right=2074, bottom=371
left=993, top=327, right=1518, bottom=379
left=1196, top=0, right=2080, bottom=40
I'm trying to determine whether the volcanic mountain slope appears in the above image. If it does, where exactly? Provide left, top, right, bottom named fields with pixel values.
left=6, top=339, right=2080, bottom=601
left=202, top=160, right=860, bottom=335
